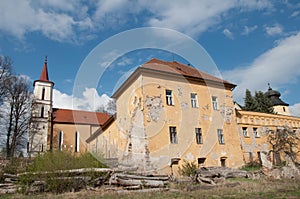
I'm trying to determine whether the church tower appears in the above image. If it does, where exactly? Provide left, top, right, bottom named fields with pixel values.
left=265, top=84, right=290, bottom=116
left=28, top=57, right=54, bottom=156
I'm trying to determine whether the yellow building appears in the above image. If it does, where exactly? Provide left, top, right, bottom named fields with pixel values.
left=87, top=58, right=246, bottom=175
left=29, top=58, right=299, bottom=175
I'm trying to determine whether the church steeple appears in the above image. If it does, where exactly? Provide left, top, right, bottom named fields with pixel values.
left=39, top=56, right=50, bottom=82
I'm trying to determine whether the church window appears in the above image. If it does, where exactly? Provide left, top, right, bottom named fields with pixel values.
left=59, top=131, right=63, bottom=151
left=41, top=106, right=44, bottom=118
left=253, top=127, right=259, bottom=137
left=75, top=132, right=80, bottom=152
left=41, top=87, right=45, bottom=100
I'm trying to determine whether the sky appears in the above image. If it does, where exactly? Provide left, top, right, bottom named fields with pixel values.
left=0, top=0, right=300, bottom=116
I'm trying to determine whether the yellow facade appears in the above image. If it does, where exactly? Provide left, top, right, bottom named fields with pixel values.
left=236, top=110, right=300, bottom=163
left=86, top=59, right=300, bottom=175
left=87, top=63, right=245, bottom=175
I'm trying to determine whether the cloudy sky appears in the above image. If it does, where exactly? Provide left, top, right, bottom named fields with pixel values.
left=0, top=0, right=299, bottom=116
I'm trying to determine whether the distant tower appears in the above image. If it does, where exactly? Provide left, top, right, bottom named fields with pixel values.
left=265, top=84, right=290, bottom=116
left=28, top=57, right=54, bottom=156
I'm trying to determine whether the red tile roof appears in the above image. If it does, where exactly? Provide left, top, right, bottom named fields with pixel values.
left=142, top=58, right=235, bottom=86
left=52, top=108, right=110, bottom=125
left=39, top=59, right=50, bottom=82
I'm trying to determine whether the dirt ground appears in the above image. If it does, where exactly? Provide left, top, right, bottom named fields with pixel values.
left=3, top=178, right=300, bottom=199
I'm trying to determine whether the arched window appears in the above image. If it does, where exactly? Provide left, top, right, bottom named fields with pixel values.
left=58, top=131, right=63, bottom=151
left=75, top=132, right=80, bottom=152
left=41, top=87, right=45, bottom=100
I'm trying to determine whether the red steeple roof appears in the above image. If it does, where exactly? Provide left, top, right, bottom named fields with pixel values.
left=39, top=56, right=50, bottom=82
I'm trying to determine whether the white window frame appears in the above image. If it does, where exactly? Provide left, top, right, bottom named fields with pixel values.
left=191, top=93, right=198, bottom=108
left=242, top=127, right=248, bottom=137
left=166, top=90, right=174, bottom=105
left=253, top=127, right=259, bottom=137
left=217, top=129, right=225, bottom=144
left=212, top=96, right=218, bottom=110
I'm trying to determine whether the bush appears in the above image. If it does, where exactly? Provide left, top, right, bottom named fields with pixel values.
left=241, top=161, right=262, bottom=171
left=27, top=151, right=106, bottom=172
left=178, top=160, right=197, bottom=177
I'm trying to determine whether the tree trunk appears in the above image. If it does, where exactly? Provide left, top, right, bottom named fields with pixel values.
left=6, top=104, right=14, bottom=159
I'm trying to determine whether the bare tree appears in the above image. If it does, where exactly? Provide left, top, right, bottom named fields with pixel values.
left=0, top=56, right=12, bottom=109
left=2, top=75, right=33, bottom=158
left=267, top=127, right=299, bottom=165
left=96, top=99, right=116, bottom=116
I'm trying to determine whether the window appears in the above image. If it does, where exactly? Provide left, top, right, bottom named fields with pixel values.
left=169, top=126, right=177, bottom=144
left=242, top=127, right=248, bottom=137
left=283, top=107, right=286, bottom=112
left=198, top=158, right=206, bottom=166
left=75, top=132, right=80, bottom=152
left=195, top=128, right=203, bottom=144
left=217, top=129, right=225, bottom=144
left=40, top=106, right=44, bottom=118
left=220, top=157, right=226, bottom=167
left=41, top=87, right=45, bottom=100
left=253, top=127, right=259, bottom=137
left=191, top=93, right=198, bottom=108
left=58, top=131, right=63, bottom=151
left=166, top=90, right=174, bottom=105
left=212, top=96, right=218, bottom=110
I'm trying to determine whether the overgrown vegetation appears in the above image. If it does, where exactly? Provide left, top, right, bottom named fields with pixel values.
left=240, top=161, right=262, bottom=171
left=178, top=160, right=197, bottom=177
left=26, top=151, right=106, bottom=172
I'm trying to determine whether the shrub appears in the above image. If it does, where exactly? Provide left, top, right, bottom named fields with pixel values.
left=178, top=160, right=197, bottom=177
left=27, top=151, right=106, bottom=172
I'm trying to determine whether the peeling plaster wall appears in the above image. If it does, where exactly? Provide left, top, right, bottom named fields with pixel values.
left=236, top=110, right=300, bottom=163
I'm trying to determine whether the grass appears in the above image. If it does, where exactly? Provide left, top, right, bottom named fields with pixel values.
left=5, top=178, right=300, bottom=199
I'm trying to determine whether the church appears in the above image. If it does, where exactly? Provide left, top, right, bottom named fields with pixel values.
left=28, top=58, right=300, bottom=175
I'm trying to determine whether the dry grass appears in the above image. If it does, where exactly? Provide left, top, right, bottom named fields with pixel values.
left=4, top=178, right=300, bottom=199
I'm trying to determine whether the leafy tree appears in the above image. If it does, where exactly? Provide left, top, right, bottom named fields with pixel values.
left=267, top=127, right=299, bottom=165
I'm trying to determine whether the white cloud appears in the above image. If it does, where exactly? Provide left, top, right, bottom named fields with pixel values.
left=291, top=11, right=300, bottom=17
left=242, top=25, right=258, bottom=35
left=290, top=103, right=300, bottom=117
left=0, top=0, right=92, bottom=42
left=223, top=32, right=300, bottom=104
left=53, top=88, right=111, bottom=111
left=265, top=24, right=283, bottom=36
left=0, top=0, right=274, bottom=42
left=223, top=28, right=234, bottom=39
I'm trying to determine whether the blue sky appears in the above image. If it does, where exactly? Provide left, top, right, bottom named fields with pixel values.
left=0, top=0, right=300, bottom=116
